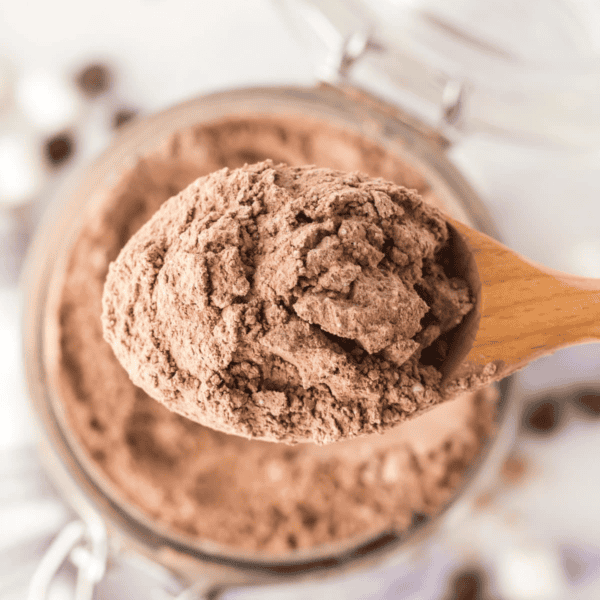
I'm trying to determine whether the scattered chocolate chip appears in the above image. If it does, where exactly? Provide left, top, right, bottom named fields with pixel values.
left=523, top=399, right=560, bottom=433
left=76, top=63, right=111, bottom=96
left=574, top=392, right=600, bottom=417
left=113, top=107, right=137, bottom=129
left=44, top=132, right=74, bottom=166
left=447, top=569, right=485, bottom=600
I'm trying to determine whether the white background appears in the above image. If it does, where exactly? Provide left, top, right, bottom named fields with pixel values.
left=1, top=1, right=600, bottom=598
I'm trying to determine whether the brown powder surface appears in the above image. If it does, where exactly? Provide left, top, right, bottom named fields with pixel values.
left=102, top=161, right=473, bottom=444
left=55, top=115, right=498, bottom=554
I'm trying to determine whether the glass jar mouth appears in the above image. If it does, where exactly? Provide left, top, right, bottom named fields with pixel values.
left=276, top=0, right=600, bottom=146
left=22, top=84, right=515, bottom=582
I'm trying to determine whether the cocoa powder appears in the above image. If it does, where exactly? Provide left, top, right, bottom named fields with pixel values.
left=102, top=161, right=474, bottom=443
left=55, top=115, right=498, bottom=553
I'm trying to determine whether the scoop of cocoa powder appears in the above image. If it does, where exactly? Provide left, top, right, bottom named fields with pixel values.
left=102, top=161, right=475, bottom=444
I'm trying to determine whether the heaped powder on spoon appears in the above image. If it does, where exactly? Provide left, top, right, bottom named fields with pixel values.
left=102, top=161, right=477, bottom=444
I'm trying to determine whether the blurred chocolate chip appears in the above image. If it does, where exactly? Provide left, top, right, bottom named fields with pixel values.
left=574, top=392, right=600, bottom=417
left=44, top=132, right=74, bottom=166
left=76, top=63, right=111, bottom=97
left=447, top=569, right=485, bottom=600
left=523, top=399, right=560, bottom=433
left=112, top=107, right=137, bottom=129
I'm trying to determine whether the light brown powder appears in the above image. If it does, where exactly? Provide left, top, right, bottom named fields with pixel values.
left=102, top=161, right=474, bottom=444
left=56, top=115, right=497, bottom=553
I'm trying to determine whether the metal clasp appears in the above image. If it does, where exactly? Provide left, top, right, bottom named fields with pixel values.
left=441, top=79, right=466, bottom=128
left=318, top=30, right=381, bottom=83
left=28, top=519, right=107, bottom=600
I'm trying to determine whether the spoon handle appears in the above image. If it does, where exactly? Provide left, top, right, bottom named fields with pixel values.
left=450, top=219, right=600, bottom=379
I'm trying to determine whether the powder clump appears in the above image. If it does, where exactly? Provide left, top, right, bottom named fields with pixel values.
left=102, top=160, right=474, bottom=444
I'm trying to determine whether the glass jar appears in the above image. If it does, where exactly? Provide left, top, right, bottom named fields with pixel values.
left=22, top=84, right=516, bottom=599
left=276, top=0, right=600, bottom=147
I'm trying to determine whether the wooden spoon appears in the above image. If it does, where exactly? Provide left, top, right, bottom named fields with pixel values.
left=444, top=218, right=600, bottom=383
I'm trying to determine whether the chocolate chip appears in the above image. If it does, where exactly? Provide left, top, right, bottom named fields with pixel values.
left=574, top=392, right=600, bottom=417
left=76, top=63, right=111, bottom=96
left=112, top=107, right=137, bottom=129
left=45, top=132, right=74, bottom=166
left=523, top=399, right=560, bottom=433
left=447, top=569, right=485, bottom=600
